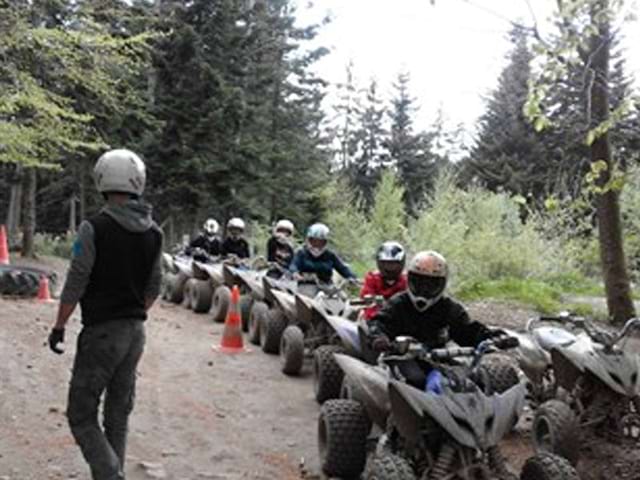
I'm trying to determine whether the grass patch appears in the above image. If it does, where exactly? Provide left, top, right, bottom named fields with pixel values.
left=456, top=277, right=563, bottom=313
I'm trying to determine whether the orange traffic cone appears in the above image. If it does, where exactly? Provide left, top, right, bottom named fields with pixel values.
left=213, top=285, right=246, bottom=353
left=37, top=275, right=54, bottom=302
left=0, top=225, right=9, bottom=265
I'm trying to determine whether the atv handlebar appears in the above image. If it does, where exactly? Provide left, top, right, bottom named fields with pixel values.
left=381, top=335, right=519, bottom=365
left=532, top=312, right=640, bottom=349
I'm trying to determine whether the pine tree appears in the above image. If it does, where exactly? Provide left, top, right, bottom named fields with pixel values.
left=387, top=72, right=441, bottom=215
left=348, top=78, right=388, bottom=207
left=464, top=27, right=550, bottom=201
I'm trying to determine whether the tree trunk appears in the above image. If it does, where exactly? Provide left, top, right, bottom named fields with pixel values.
left=21, top=168, right=37, bottom=257
left=69, top=195, right=77, bottom=234
left=590, top=0, right=635, bottom=324
left=6, top=164, right=23, bottom=248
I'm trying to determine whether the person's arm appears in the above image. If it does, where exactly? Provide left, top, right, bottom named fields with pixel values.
left=241, top=239, right=250, bottom=259
left=49, top=221, right=96, bottom=353
left=289, top=249, right=302, bottom=274
left=143, top=228, right=164, bottom=311
left=447, top=300, right=492, bottom=347
left=331, top=251, right=356, bottom=279
left=360, top=273, right=378, bottom=320
left=266, top=237, right=276, bottom=262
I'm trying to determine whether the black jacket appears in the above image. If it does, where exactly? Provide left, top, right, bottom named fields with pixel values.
left=266, top=236, right=294, bottom=268
left=189, top=233, right=221, bottom=256
left=222, top=237, right=250, bottom=259
left=368, top=292, right=491, bottom=349
left=81, top=212, right=162, bottom=325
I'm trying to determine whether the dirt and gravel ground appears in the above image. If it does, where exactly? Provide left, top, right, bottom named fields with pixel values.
left=0, top=257, right=638, bottom=479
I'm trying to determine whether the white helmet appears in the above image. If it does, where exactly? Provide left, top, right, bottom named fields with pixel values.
left=227, top=217, right=245, bottom=236
left=93, top=149, right=146, bottom=196
left=376, top=241, right=406, bottom=282
left=274, top=219, right=294, bottom=238
left=306, top=223, right=330, bottom=257
left=203, top=218, right=219, bottom=236
left=407, top=251, right=448, bottom=312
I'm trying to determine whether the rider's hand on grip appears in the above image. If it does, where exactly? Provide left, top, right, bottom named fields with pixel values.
left=493, top=336, right=519, bottom=350
left=371, top=335, right=392, bottom=352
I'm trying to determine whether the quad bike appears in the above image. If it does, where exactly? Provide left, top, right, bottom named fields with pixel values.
left=318, top=336, right=580, bottom=480
left=507, top=313, right=640, bottom=466
left=264, top=273, right=366, bottom=377
left=222, top=260, right=286, bottom=334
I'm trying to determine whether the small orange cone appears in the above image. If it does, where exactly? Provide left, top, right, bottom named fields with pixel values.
left=213, top=285, right=246, bottom=353
left=0, top=225, right=9, bottom=265
left=37, top=275, right=54, bottom=302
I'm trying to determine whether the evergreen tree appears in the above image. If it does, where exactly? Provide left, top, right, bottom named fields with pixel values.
left=464, top=27, right=550, bottom=200
left=387, top=72, right=441, bottom=215
left=348, top=78, right=388, bottom=207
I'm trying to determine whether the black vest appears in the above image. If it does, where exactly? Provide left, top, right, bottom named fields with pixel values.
left=80, top=213, right=162, bottom=325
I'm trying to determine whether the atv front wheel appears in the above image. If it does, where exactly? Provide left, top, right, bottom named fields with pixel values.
left=168, top=272, right=188, bottom=304
left=260, top=309, right=287, bottom=354
left=211, top=285, right=231, bottom=323
left=239, top=295, right=253, bottom=332
left=484, top=358, right=521, bottom=394
left=191, top=279, right=213, bottom=313
left=313, top=345, right=345, bottom=404
left=532, top=400, right=580, bottom=466
left=280, top=325, right=305, bottom=375
left=318, top=399, right=369, bottom=479
left=366, top=454, right=415, bottom=480
left=520, top=452, right=579, bottom=480
left=248, top=301, right=267, bottom=345
left=161, top=273, right=175, bottom=300
left=183, top=278, right=197, bottom=309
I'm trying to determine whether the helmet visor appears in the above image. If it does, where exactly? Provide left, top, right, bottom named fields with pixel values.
left=378, top=260, right=403, bottom=281
left=276, top=227, right=292, bottom=237
left=408, top=273, right=446, bottom=300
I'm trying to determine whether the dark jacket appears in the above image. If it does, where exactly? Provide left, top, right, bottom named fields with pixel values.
left=266, top=236, right=294, bottom=268
left=188, top=233, right=221, bottom=256
left=222, top=237, right=250, bottom=259
left=289, top=247, right=355, bottom=283
left=64, top=202, right=163, bottom=326
left=368, top=292, right=491, bottom=349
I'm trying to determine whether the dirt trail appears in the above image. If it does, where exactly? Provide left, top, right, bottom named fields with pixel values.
left=2, top=286, right=637, bottom=479
left=0, top=298, right=321, bottom=479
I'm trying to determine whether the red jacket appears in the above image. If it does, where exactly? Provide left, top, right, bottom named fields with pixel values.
left=360, top=271, right=408, bottom=320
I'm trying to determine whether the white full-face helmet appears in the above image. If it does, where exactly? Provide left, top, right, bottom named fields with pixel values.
left=376, top=241, right=406, bottom=283
left=407, top=250, right=448, bottom=312
left=93, top=149, right=146, bottom=197
left=306, top=223, right=330, bottom=258
left=274, top=219, right=294, bottom=239
left=203, top=218, right=220, bottom=237
left=227, top=217, right=245, bottom=238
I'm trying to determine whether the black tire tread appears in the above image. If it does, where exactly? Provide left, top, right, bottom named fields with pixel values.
left=319, top=399, right=369, bottom=478
left=366, top=454, right=416, bottom=480
left=533, top=400, right=580, bottom=466
left=281, top=325, right=305, bottom=375
left=261, top=309, right=287, bottom=354
left=520, top=452, right=579, bottom=480
left=248, top=301, right=267, bottom=345
left=314, top=345, right=346, bottom=404
left=192, top=279, right=213, bottom=313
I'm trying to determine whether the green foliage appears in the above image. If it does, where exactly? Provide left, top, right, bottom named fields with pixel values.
left=33, top=232, right=75, bottom=259
left=369, top=170, right=407, bottom=246
left=409, top=172, right=576, bottom=292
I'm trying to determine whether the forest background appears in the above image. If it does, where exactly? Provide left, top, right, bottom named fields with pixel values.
left=1, top=0, right=640, bottom=321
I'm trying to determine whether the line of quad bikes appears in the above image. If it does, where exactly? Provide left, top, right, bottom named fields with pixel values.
left=162, top=248, right=640, bottom=480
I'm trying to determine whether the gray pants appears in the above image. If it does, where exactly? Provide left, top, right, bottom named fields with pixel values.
left=67, top=320, right=146, bottom=480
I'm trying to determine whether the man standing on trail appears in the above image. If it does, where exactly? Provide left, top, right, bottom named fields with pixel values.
left=48, top=149, right=162, bottom=480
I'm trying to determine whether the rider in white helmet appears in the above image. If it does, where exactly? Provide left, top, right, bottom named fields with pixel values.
left=267, top=219, right=295, bottom=271
left=289, top=223, right=357, bottom=284
left=48, top=149, right=162, bottom=479
left=368, top=251, right=504, bottom=388
left=188, top=218, right=222, bottom=257
left=221, top=217, right=250, bottom=258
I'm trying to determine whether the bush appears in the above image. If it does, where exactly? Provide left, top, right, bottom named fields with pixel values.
left=33, top=232, right=75, bottom=259
left=409, top=172, right=577, bottom=293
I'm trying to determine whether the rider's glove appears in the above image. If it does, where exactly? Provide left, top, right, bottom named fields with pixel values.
left=48, top=328, right=65, bottom=354
left=483, top=328, right=507, bottom=340
left=371, top=335, right=392, bottom=352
